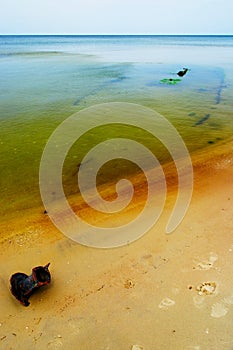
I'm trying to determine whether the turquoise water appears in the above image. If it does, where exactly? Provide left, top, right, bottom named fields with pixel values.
left=0, top=35, right=233, bottom=217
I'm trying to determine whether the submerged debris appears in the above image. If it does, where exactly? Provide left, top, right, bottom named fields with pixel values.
left=188, top=112, right=196, bottom=117
left=194, top=114, right=210, bottom=126
left=10, top=263, right=51, bottom=306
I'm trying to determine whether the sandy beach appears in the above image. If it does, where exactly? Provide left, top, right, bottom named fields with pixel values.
left=0, top=138, right=232, bottom=350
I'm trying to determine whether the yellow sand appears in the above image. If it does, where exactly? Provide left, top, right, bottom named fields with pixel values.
left=0, top=140, right=232, bottom=350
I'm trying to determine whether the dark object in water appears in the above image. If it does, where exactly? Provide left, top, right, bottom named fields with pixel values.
left=10, top=263, right=51, bottom=306
left=194, top=114, right=210, bottom=126
left=177, top=68, right=189, bottom=77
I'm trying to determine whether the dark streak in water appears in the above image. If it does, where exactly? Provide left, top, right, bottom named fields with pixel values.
left=110, top=76, right=127, bottom=83
left=73, top=88, right=99, bottom=105
left=73, top=74, right=128, bottom=105
left=0, top=51, right=62, bottom=57
left=72, top=159, right=92, bottom=176
left=194, top=114, right=210, bottom=126
left=215, top=69, right=225, bottom=104
left=197, top=88, right=209, bottom=92
left=196, top=68, right=226, bottom=105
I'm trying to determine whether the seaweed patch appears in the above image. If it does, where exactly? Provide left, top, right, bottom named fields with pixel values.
left=160, top=78, right=181, bottom=85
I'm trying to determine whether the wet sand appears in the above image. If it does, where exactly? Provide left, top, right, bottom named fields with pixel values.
left=0, top=139, right=233, bottom=350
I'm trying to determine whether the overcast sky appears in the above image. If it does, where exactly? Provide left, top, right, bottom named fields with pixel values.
left=0, top=0, right=232, bottom=35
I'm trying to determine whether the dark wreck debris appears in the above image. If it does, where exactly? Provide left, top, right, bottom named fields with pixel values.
left=177, top=68, right=189, bottom=77
left=194, top=114, right=210, bottom=126
left=10, top=263, right=51, bottom=307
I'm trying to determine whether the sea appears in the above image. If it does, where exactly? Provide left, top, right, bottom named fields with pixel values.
left=0, top=35, right=233, bottom=218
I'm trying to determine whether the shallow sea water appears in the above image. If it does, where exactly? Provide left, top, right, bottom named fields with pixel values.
left=0, top=35, right=233, bottom=217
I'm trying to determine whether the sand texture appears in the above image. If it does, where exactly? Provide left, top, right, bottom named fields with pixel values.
left=0, top=140, right=233, bottom=350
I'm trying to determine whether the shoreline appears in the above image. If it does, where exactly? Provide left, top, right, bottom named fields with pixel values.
left=0, top=138, right=232, bottom=349
left=0, top=137, right=232, bottom=240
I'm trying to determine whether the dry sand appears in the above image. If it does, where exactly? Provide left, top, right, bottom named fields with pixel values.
left=0, top=140, right=233, bottom=350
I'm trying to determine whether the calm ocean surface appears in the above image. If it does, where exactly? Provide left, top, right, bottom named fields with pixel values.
left=0, top=35, right=233, bottom=217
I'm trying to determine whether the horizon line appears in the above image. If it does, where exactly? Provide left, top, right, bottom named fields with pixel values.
left=1, top=33, right=233, bottom=36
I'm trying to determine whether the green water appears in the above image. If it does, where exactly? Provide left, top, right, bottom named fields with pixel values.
left=1, top=36, right=233, bottom=217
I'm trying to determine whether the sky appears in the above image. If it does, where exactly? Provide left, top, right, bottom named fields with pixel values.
left=0, top=0, right=232, bottom=35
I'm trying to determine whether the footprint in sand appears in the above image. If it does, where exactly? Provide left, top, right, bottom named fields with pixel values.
left=211, top=302, right=228, bottom=318
left=193, top=252, right=218, bottom=270
left=47, top=337, right=63, bottom=349
left=158, top=298, right=175, bottom=310
left=211, top=294, right=233, bottom=318
left=131, top=345, right=144, bottom=350
left=193, top=295, right=205, bottom=309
